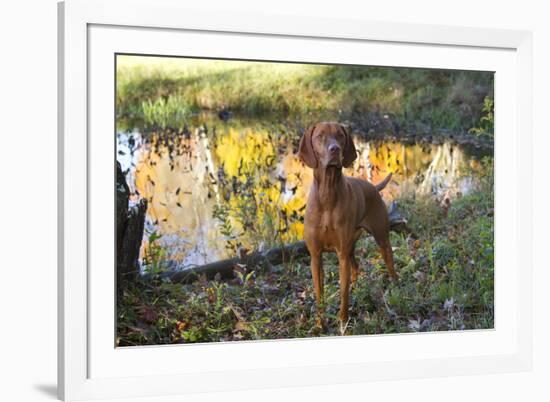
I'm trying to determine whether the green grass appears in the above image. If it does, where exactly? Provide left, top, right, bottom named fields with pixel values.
left=116, top=55, right=494, bottom=134
left=116, top=159, right=494, bottom=345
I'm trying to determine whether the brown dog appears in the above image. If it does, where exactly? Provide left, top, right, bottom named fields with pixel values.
left=298, top=122, right=397, bottom=329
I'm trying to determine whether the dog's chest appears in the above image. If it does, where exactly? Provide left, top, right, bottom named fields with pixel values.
left=306, top=209, right=348, bottom=248
left=319, top=212, right=337, bottom=233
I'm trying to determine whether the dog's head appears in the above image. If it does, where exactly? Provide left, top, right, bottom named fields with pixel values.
left=298, top=122, right=357, bottom=169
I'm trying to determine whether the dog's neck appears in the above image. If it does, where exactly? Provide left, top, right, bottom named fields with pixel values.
left=313, top=166, right=344, bottom=208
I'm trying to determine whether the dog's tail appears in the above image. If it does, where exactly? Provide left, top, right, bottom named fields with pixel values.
left=375, top=173, right=393, bottom=192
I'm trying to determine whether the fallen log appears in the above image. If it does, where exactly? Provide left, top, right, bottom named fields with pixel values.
left=143, top=202, right=412, bottom=284
left=144, top=241, right=309, bottom=284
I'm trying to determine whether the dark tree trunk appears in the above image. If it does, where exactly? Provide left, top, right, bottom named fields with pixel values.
left=116, top=162, right=148, bottom=282
left=116, top=162, right=130, bottom=251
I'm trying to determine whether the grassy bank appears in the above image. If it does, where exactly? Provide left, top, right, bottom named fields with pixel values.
left=116, top=55, right=494, bottom=134
left=117, top=159, right=494, bottom=345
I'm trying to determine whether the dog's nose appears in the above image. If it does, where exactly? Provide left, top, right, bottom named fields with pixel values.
left=328, top=143, right=341, bottom=154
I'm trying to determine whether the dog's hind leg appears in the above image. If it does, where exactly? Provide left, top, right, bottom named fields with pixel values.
left=375, top=233, right=398, bottom=280
left=350, top=247, right=359, bottom=285
left=363, top=197, right=398, bottom=281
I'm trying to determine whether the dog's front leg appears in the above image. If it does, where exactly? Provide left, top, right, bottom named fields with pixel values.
left=337, top=252, right=352, bottom=330
left=310, top=250, right=325, bottom=325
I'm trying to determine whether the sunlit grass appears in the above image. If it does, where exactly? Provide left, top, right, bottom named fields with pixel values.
left=116, top=55, right=494, bottom=133
left=117, top=56, right=330, bottom=128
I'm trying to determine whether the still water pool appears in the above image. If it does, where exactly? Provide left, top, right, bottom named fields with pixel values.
left=117, top=117, right=488, bottom=268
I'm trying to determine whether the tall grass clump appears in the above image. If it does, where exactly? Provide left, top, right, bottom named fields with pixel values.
left=141, top=96, right=194, bottom=129
left=469, top=96, right=494, bottom=138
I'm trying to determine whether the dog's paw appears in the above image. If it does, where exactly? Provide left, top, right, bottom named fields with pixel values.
left=315, top=315, right=327, bottom=330
left=339, top=319, right=350, bottom=336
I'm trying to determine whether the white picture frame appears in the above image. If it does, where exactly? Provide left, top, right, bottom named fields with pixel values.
left=58, top=0, right=533, bottom=400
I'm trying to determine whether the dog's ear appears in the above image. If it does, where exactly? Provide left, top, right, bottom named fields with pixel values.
left=298, top=124, right=318, bottom=168
left=341, top=124, right=357, bottom=168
